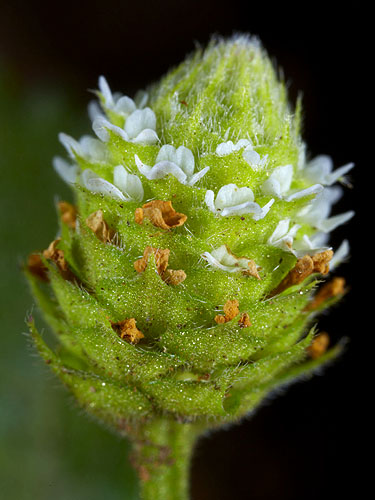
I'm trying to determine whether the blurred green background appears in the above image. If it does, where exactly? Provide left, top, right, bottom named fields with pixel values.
left=0, top=71, right=139, bottom=499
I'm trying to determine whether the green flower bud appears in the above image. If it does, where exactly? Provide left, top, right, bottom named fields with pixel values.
left=26, top=35, right=353, bottom=499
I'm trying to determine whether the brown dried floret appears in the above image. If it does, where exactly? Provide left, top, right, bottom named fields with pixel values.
left=58, top=201, right=77, bottom=229
left=111, top=318, right=144, bottom=344
left=27, top=238, right=73, bottom=281
left=134, top=246, right=186, bottom=285
left=215, top=299, right=240, bottom=324
left=86, top=210, right=116, bottom=243
left=307, top=332, right=330, bottom=359
left=134, top=200, right=187, bottom=230
left=268, top=250, right=334, bottom=297
left=305, top=277, right=346, bottom=311
left=238, top=312, right=251, bottom=328
left=27, top=253, right=49, bottom=281
left=162, top=269, right=187, bottom=286
left=134, top=246, right=170, bottom=275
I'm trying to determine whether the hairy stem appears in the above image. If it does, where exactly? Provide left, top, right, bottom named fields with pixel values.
left=129, top=418, right=203, bottom=500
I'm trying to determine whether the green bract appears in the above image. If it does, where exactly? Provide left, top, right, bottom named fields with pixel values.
left=26, top=36, right=353, bottom=500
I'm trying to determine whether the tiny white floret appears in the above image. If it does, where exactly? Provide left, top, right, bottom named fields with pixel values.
left=53, top=157, right=79, bottom=184
left=205, top=183, right=274, bottom=220
left=202, top=245, right=260, bottom=274
left=268, top=219, right=301, bottom=254
left=304, top=155, right=354, bottom=186
left=135, top=145, right=209, bottom=186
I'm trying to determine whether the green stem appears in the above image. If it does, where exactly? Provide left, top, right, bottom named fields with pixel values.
left=129, top=418, right=203, bottom=500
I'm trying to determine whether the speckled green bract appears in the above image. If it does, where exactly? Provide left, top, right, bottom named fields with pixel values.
left=26, top=37, right=345, bottom=500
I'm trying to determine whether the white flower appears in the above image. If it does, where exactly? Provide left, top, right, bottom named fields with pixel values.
left=330, top=240, right=350, bottom=270
left=293, top=233, right=331, bottom=257
left=135, top=145, right=209, bottom=186
left=88, top=76, right=148, bottom=121
left=205, top=183, right=274, bottom=220
left=53, top=157, right=79, bottom=184
left=297, top=187, right=354, bottom=233
left=93, top=107, right=159, bottom=145
left=81, top=166, right=143, bottom=202
left=304, top=155, right=354, bottom=186
left=261, top=164, right=323, bottom=201
left=202, top=245, right=260, bottom=276
left=58, top=133, right=107, bottom=162
left=113, top=165, right=144, bottom=202
left=242, top=145, right=267, bottom=170
left=268, top=219, right=301, bottom=253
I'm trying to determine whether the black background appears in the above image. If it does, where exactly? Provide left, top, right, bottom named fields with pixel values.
left=1, top=1, right=367, bottom=499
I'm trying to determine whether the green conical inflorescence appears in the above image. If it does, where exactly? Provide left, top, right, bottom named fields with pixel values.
left=26, top=36, right=353, bottom=499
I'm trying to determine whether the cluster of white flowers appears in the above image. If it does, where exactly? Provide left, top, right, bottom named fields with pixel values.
left=90, top=76, right=158, bottom=145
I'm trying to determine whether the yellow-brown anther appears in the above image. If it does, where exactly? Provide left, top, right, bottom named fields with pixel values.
left=58, top=201, right=77, bottom=229
left=305, top=277, right=346, bottom=311
left=307, top=332, right=330, bottom=359
left=27, top=253, right=49, bottom=282
left=111, top=318, right=144, bottom=344
left=86, top=210, right=116, bottom=243
left=242, top=260, right=261, bottom=280
left=268, top=250, right=334, bottom=297
left=135, top=200, right=187, bottom=230
left=238, top=312, right=251, bottom=328
left=134, top=246, right=186, bottom=285
left=215, top=299, right=240, bottom=324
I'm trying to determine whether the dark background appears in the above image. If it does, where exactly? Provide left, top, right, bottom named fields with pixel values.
left=0, top=1, right=366, bottom=499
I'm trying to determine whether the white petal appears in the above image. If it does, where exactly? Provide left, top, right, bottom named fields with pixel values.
left=113, top=165, right=143, bottom=202
left=114, top=96, right=136, bottom=116
left=98, top=76, right=114, bottom=108
left=176, top=146, right=195, bottom=177
left=205, top=190, right=215, bottom=213
left=242, top=147, right=261, bottom=167
left=53, top=157, right=78, bottom=184
left=125, top=108, right=156, bottom=139
left=81, top=168, right=98, bottom=189
left=59, top=133, right=82, bottom=159
left=187, top=166, right=210, bottom=186
left=261, top=165, right=293, bottom=198
left=156, top=144, right=178, bottom=163
left=135, top=155, right=187, bottom=184
left=317, top=210, right=355, bottom=233
left=132, top=129, right=159, bottom=145
left=216, top=141, right=235, bottom=156
left=293, top=234, right=331, bottom=257
left=253, top=198, right=275, bottom=221
left=268, top=219, right=301, bottom=254
left=304, top=155, right=333, bottom=183
left=88, top=100, right=104, bottom=122
left=202, top=251, right=239, bottom=272
left=92, top=117, right=128, bottom=142
left=285, top=184, right=323, bottom=202
left=330, top=240, right=350, bottom=270
left=221, top=201, right=262, bottom=217
left=86, top=177, right=126, bottom=201
left=79, top=136, right=107, bottom=161
left=215, top=184, right=255, bottom=210
left=325, top=162, right=354, bottom=186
